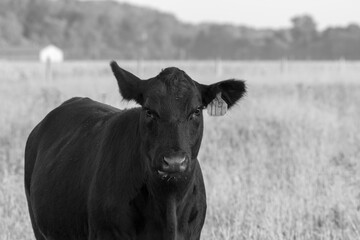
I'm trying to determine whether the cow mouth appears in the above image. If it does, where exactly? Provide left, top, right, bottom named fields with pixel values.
left=156, top=169, right=186, bottom=181
left=157, top=170, right=167, bottom=176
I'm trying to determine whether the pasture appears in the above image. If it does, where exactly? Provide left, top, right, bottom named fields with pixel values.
left=1, top=60, right=360, bottom=239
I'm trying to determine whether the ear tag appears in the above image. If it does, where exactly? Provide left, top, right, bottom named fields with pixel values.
left=207, top=92, right=228, bottom=116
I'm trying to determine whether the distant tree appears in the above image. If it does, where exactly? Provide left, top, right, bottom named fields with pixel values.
left=320, top=23, right=360, bottom=59
left=172, top=34, right=191, bottom=59
left=291, top=15, right=318, bottom=46
left=0, top=12, right=24, bottom=46
left=0, top=0, right=360, bottom=60
left=190, top=24, right=239, bottom=59
left=23, top=0, right=50, bottom=41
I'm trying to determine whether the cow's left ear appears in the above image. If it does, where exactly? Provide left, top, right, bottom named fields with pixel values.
left=110, top=61, right=145, bottom=105
left=197, top=79, right=246, bottom=109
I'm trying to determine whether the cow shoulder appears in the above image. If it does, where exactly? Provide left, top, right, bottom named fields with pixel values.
left=88, top=107, right=147, bottom=231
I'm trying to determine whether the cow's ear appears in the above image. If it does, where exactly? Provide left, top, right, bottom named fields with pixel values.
left=110, top=61, right=144, bottom=105
left=198, top=79, right=246, bottom=109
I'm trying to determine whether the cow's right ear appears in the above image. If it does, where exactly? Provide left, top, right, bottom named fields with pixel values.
left=110, top=61, right=144, bottom=105
left=197, top=79, right=246, bottom=110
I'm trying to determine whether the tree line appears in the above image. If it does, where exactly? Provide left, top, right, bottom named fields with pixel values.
left=1, top=0, right=360, bottom=60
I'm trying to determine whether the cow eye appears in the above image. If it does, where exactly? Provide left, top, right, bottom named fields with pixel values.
left=194, top=108, right=201, bottom=116
left=189, top=107, right=203, bottom=120
left=144, top=109, right=155, bottom=119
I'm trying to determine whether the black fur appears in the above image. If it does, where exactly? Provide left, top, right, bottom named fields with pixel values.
left=24, top=62, right=246, bottom=240
left=197, top=79, right=247, bottom=109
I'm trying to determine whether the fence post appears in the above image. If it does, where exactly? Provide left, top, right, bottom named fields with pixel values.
left=338, top=58, right=346, bottom=74
left=45, top=58, right=53, bottom=83
left=101, top=92, right=107, bottom=103
left=215, top=58, right=223, bottom=77
left=136, top=58, right=143, bottom=76
left=280, top=58, right=288, bottom=73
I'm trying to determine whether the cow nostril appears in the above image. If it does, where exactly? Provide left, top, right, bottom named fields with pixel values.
left=162, top=158, right=170, bottom=167
left=180, top=157, right=186, bottom=165
left=180, top=158, right=187, bottom=166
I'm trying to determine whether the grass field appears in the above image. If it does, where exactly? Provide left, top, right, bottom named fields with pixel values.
left=1, top=60, right=360, bottom=239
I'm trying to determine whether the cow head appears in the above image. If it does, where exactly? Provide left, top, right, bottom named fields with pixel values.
left=110, top=61, right=246, bottom=188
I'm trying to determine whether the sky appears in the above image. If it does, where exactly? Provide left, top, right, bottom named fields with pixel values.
left=116, top=0, right=360, bottom=29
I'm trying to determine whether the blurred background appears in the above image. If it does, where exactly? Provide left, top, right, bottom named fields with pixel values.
left=0, top=0, right=360, bottom=60
left=1, top=0, right=360, bottom=239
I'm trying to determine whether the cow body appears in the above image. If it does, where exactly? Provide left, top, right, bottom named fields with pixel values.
left=25, top=62, right=246, bottom=239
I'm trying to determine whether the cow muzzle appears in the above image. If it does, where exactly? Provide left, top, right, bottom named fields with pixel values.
left=159, top=155, right=188, bottom=174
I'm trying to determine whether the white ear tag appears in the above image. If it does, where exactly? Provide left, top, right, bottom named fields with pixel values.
left=207, top=92, right=228, bottom=116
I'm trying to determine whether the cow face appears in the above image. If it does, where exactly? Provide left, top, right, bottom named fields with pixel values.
left=110, top=61, right=246, bottom=184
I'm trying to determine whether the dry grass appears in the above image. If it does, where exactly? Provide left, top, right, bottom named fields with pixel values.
left=1, top=60, right=360, bottom=239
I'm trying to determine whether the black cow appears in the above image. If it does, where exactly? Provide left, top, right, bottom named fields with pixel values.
left=24, top=61, right=246, bottom=240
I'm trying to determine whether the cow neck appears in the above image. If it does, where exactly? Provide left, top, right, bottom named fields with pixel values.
left=165, top=195, right=177, bottom=240
left=145, top=168, right=196, bottom=239
left=148, top=187, right=193, bottom=240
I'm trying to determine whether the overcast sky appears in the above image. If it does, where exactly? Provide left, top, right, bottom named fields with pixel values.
left=117, top=0, right=360, bottom=29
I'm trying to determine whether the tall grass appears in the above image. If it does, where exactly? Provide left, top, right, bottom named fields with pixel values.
left=1, top=61, right=360, bottom=239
